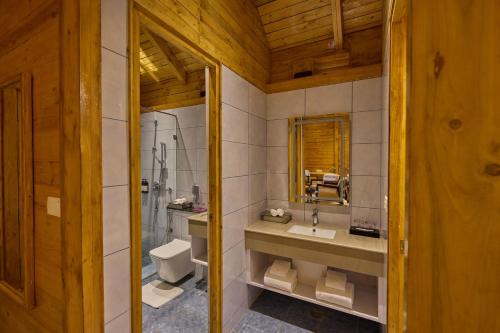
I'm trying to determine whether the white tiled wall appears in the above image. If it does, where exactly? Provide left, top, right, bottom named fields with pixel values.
left=265, top=77, right=385, bottom=230
left=221, top=66, right=267, bottom=332
left=101, top=0, right=131, bottom=332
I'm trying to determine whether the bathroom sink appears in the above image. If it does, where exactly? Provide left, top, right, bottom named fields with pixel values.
left=286, top=225, right=336, bottom=240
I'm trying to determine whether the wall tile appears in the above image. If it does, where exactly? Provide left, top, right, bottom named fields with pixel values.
left=222, top=273, right=247, bottom=332
left=267, top=173, right=288, bottom=201
left=249, top=145, right=267, bottom=174
left=248, top=200, right=266, bottom=225
left=105, top=310, right=131, bottom=333
left=249, top=84, right=266, bottom=119
left=176, top=127, right=198, bottom=149
left=176, top=170, right=195, bottom=193
left=102, top=49, right=127, bottom=121
left=249, top=173, right=267, bottom=205
left=222, top=208, right=248, bottom=253
left=222, top=176, right=249, bottom=215
left=102, top=119, right=129, bottom=186
left=104, top=248, right=131, bottom=323
left=305, top=82, right=352, bottom=115
left=196, top=126, right=208, bottom=149
left=196, top=149, right=208, bottom=171
left=351, top=206, right=381, bottom=230
left=351, top=176, right=381, bottom=208
left=222, top=242, right=245, bottom=289
left=101, top=0, right=128, bottom=56
left=352, top=110, right=382, bottom=144
left=222, top=103, right=249, bottom=143
left=249, top=115, right=267, bottom=146
left=167, top=104, right=205, bottom=129
left=267, top=119, right=288, bottom=147
left=351, top=144, right=381, bottom=176
left=267, top=90, right=305, bottom=120
left=195, top=171, right=208, bottom=194
left=267, top=146, right=288, bottom=174
left=177, top=149, right=197, bottom=171
left=353, top=78, right=382, bottom=112
left=223, top=141, right=249, bottom=178
left=222, top=66, right=249, bottom=112
left=103, top=185, right=130, bottom=256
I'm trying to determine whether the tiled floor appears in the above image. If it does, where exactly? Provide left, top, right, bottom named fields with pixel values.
left=233, top=290, right=380, bottom=333
left=142, top=273, right=208, bottom=333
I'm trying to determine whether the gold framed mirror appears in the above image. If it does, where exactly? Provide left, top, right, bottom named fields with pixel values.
left=289, top=113, right=350, bottom=206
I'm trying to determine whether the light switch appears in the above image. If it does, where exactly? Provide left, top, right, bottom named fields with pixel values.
left=47, top=196, right=61, bottom=217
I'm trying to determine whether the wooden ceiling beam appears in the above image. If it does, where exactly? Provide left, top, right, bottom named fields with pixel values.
left=141, top=26, right=187, bottom=84
left=331, top=0, right=344, bottom=50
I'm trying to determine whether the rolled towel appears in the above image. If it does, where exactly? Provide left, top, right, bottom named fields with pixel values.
left=276, top=208, right=285, bottom=217
left=315, top=278, right=354, bottom=309
left=264, top=266, right=298, bottom=293
left=270, top=259, right=291, bottom=278
left=325, top=269, right=347, bottom=291
left=270, top=209, right=278, bottom=217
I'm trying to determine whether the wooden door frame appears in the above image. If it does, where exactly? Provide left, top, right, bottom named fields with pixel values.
left=128, top=2, right=223, bottom=332
left=386, top=0, right=408, bottom=332
left=61, top=0, right=104, bottom=332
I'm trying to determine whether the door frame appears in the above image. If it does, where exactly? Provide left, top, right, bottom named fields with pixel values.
left=128, top=2, right=223, bottom=332
left=386, top=0, right=408, bottom=332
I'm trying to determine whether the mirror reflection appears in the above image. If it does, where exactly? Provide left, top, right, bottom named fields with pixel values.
left=289, top=113, right=350, bottom=206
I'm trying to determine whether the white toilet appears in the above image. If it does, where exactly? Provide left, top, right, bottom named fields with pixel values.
left=149, top=239, right=194, bottom=283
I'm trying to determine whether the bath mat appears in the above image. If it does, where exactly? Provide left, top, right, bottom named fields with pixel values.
left=142, top=280, right=183, bottom=308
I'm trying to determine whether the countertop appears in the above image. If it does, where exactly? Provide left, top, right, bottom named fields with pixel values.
left=245, top=220, right=387, bottom=254
left=188, top=212, right=208, bottom=223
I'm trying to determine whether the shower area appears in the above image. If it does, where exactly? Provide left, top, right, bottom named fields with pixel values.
left=140, top=111, right=178, bottom=275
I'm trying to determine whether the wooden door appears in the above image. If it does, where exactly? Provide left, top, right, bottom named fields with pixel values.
left=0, top=1, right=103, bottom=332
left=407, top=0, right=500, bottom=332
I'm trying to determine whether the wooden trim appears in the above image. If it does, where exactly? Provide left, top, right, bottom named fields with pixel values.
left=129, top=5, right=142, bottom=333
left=331, top=0, right=344, bottom=50
left=386, top=1, right=408, bottom=332
left=61, top=0, right=104, bottom=332
left=129, top=2, right=223, bottom=332
left=148, top=97, right=205, bottom=111
left=141, top=26, right=187, bottom=84
left=0, top=73, right=35, bottom=309
left=266, top=64, right=382, bottom=93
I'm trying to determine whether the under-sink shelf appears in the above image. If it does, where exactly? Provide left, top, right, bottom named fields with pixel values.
left=247, top=268, right=379, bottom=322
left=191, top=252, right=208, bottom=267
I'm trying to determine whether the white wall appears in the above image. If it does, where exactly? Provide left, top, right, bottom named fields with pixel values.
left=101, top=0, right=131, bottom=332
left=266, top=78, right=386, bottom=231
left=221, top=66, right=267, bottom=332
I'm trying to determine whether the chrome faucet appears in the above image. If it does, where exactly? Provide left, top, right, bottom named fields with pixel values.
left=312, top=208, right=319, bottom=227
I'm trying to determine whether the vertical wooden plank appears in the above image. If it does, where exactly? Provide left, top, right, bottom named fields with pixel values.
left=407, top=0, right=500, bottom=331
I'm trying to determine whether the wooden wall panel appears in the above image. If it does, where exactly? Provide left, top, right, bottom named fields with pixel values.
left=407, top=0, right=500, bottom=332
left=135, top=0, right=270, bottom=90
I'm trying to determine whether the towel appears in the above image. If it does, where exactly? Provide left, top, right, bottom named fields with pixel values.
left=325, top=269, right=347, bottom=291
left=264, top=266, right=297, bottom=293
left=270, top=259, right=291, bottom=278
left=173, top=197, right=187, bottom=205
left=323, top=173, right=340, bottom=184
left=315, top=278, right=354, bottom=309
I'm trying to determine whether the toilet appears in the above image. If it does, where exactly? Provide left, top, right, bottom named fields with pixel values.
left=149, top=239, right=194, bottom=283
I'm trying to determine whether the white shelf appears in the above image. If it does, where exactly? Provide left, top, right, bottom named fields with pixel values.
left=248, top=269, right=380, bottom=323
left=191, top=252, right=208, bottom=267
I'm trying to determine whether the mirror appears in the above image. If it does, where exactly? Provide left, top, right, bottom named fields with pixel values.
left=289, top=113, right=350, bottom=206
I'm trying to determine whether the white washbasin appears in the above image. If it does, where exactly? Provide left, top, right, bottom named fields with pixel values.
left=286, top=225, right=336, bottom=240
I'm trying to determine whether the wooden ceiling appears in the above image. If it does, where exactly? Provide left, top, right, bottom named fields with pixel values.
left=139, top=0, right=384, bottom=109
left=139, top=27, right=206, bottom=110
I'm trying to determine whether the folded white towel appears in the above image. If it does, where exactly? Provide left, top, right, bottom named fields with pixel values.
left=270, top=259, right=291, bottom=278
left=174, top=197, right=187, bottom=204
left=325, top=269, right=347, bottom=291
left=264, top=266, right=297, bottom=293
left=270, top=209, right=278, bottom=217
left=315, top=278, right=354, bottom=309
left=276, top=208, right=285, bottom=217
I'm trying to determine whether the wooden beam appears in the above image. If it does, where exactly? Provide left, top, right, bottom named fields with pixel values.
left=331, top=0, right=344, bottom=49
left=141, top=26, right=187, bottom=84
left=266, top=64, right=381, bottom=93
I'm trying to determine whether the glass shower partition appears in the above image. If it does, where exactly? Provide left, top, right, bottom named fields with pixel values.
left=140, top=111, right=177, bottom=269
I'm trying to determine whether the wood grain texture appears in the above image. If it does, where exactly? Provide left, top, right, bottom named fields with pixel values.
left=407, top=0, right=500, bottom=332
left=135, top=0, right=270, bottom=91
left=386, top=0, right=407, bottom=331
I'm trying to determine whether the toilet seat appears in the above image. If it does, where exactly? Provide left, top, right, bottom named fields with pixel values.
left=149, top=239, right=191, bottom=260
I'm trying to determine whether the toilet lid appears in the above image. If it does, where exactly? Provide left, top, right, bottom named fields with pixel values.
left=149, top=239, right=191, bottom=260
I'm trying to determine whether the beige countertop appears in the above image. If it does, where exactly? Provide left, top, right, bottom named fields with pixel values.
left=245, top=220, right=387, bottom=255
left=188, top=212, right=208, bottom=223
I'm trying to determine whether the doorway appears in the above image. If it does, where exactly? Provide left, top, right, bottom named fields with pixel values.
left=129, top=5, right=222, bottom=332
